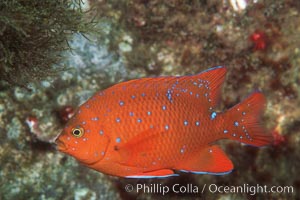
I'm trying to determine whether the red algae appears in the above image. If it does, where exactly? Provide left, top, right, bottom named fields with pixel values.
left=250, top=30, right=267, bottom=51
left=58, top=105, right=75, bottom=124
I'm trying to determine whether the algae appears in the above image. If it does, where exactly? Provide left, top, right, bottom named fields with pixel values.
left=0, top=0, right=95, bottom=88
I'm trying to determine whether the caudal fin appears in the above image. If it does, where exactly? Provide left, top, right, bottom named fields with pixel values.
left=222, top=91, right=273, bottom=147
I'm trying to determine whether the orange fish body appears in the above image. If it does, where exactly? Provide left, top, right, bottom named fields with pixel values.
left=56, top=66, right=273, bottom=178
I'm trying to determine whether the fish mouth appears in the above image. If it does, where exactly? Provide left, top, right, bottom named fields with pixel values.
left=56, top=139, right=68, bottom=152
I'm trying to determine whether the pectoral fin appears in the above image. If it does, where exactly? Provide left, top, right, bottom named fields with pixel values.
left=116, top=129, right=164, bottom=166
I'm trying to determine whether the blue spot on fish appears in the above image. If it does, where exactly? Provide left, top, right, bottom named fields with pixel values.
left=195, top=121, right=200, bottom=126
left=166, top=89, right=173, bottom=103
left=180, top=148, right=185, bottom=154
left=116, top=137, right=121, bottom=143
left=234, top=121, right=239, bottom=127
left=99, top=130, right=104, bottom=135
left=184, top=120, right=188, bottom=126
left=165, top=125, right=169, bottom=130
left=211, top=112, right=217, bottom=120
left=119, top=101, right=124, bottom=106
left=116, top=118, right=121, bottom=123
left=224, top=130, right=228, bottom=134
left=162, top=105, right=167, bottom=110
left=137, top=118, right=142, bottom=123
left=129, top=112, right=134, bottom=116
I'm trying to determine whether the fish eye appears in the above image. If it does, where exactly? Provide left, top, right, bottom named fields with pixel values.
left=72, top=127, right=84, bottom=138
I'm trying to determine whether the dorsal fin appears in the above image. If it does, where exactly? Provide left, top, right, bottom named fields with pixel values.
left=106, top=66, right=227, bottom=109
left=194, top=66, right=227, bottom=108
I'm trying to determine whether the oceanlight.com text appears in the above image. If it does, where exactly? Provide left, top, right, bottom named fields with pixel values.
left=124, top=183, right=294, bottom=196
left=208, top=183, right=293, bottom=196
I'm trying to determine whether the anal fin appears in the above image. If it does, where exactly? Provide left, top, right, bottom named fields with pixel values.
left=126, top=169, right=177, bottom=178
left=176, top=145, right=233, bottom=175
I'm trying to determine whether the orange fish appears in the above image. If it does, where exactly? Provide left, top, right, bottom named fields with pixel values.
left=56, top=66, right=273, bottom=178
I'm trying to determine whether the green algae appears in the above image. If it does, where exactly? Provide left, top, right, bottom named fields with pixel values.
left=0, top=0, right=96, bottom=88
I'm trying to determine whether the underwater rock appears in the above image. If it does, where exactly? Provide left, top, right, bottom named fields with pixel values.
left=1, top=0, right=299, bottom=199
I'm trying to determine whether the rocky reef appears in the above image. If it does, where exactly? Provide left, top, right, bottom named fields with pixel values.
left=0, top=0, right=299, bottom=199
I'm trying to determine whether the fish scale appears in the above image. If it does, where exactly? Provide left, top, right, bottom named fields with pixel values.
left=56, top=66, right=273, bottom=178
